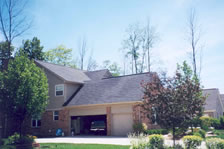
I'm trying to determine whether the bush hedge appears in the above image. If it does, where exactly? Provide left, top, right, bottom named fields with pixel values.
left=200, top=116, right=212, bottom=131
left=133, top=122, right=147, bottom=134
left=148, top=134, right=164, bottom=149
left=206, top=138, right=224, bottom=149
left=145, top=129, right=169, bottom=135
left=183, top=135, right=203, bottom=149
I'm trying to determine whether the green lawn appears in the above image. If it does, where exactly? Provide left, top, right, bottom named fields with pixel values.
left=40, top=143, right=130, bottom=149
left=0, top=143, right=130, bottom=149
left=210, top=129, right=224, bottom=139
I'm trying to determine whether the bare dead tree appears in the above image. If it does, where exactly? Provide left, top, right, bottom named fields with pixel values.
left=78, top=37, right=88, bottom=70
left=142, top=20, right=157, bottom=73
left=187, top=9, right=203, bottom=77
left=0, top=0, right=32, bottom=57
left=122, top=23, right=142, bottom=74
left=87, top=49, right=98, bottom=71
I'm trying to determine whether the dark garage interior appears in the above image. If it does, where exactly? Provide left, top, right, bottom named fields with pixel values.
left=71, top=115, right=107, bottom=136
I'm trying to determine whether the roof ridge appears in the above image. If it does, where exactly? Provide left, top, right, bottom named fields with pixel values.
left=85, top=69, right=109, bottom=73
left=203, top=88, right=219, bottom=90
left=35, top=60, right=85, bottom=72
left=103, top=72, right=152, bottom=80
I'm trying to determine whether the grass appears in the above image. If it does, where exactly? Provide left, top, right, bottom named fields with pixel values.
left=40, top=143, right=130, bottom=149
left=210, top=129, right=224, bottom=139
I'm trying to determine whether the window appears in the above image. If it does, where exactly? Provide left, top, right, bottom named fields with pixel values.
left=55, top=84, right=64, bottom=96
left=53, top=111, right=59, bottom=121
left=152, top=107, right=157, bottom=125
left=31, top=119, right=41, bottom=128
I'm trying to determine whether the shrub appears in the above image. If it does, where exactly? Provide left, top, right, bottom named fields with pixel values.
left=220, top=116, right=224, bottom=129
left=183, top=135, right=203, bottom=149
left=128, top=133, right=148, bottom=149
left=146, top=129, right=169, bottom=135
left=148, top=134, right=164, bottom=149
left=133, top=122, right=147, bottom=134
left=200, top=116, right=212, bottom=131
left=4, top=133, right=35, bottom=145
left=193, top=129, right=206, bottom=139
left=4, top=132, right=20, bottom=145
left=211, top=118, right=221, bottom=129
left=206, top=138, right=224, bottom=149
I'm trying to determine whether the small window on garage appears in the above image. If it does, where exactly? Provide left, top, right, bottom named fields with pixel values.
left=53, top=111, right=59, bottom=121
left=55, top=84, right=64, bottom=96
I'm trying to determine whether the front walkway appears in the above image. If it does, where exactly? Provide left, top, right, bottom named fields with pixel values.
left=35, top=136, right=131, bottom=145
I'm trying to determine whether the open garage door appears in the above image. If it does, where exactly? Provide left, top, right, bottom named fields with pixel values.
left=112, top=113, right=133, bottom=136
left=71, top=115, right=107, bottom=136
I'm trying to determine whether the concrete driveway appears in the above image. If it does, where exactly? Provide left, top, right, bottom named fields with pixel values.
left=36, top=136, right=206, bottom=148
left=35, top=136, right=131, bottom=145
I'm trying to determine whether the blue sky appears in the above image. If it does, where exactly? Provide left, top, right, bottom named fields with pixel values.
left=5, top=0, right=224, bottom=92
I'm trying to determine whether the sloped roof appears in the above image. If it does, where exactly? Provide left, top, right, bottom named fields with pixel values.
left=35, top=60, right=90, bottom=83
left=66, top=73, right=151, bottom=106
left=203, top=88, right=220, bottom=111
left=84, top=69, right=112, bottom=81
left=221, top=94, right=224, bottom=107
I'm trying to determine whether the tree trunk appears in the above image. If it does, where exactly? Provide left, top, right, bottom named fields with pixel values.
left=173, top=126, right=176, bottom=147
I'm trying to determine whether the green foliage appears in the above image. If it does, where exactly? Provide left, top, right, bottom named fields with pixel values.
left=0, top=56, right=49, bottom=134
left=4, top=133, right=20, bottom=145
left=200, top=116, right=212, bottom=131
left=102, top=60, right=121, bottom=76
left=220, top=116, right=224, bottom=129
left=0, top=41, right=14, bottom=60
left=145, top=129, right=169, bottom=135
left=211, top=118, right=221, bottom=129
left=193, top=129, right=206, bottom=139
left=17, top=37, right=45, bottom=60
left=183, top=135, right=202, bottom=149
left=128, top=133, right=148, bottom=149
left=164, top=144, right=184, bottom=149
left=212, top=129, right=224, bottom=139
left=44, top=45, right=75, bottom=67
left=148, top=134, right=164, bottom=149
left=132, top=122, right=147, bottom=134
left=206, top=138, right=224, bottom=149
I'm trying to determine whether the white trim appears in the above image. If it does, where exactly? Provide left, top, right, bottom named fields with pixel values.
left=55, top=84, right=64, bottom=97
left=53, top=110, right=59, bottom=121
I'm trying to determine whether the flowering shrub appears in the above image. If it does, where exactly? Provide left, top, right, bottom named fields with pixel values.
left=206, top=138, right=224, bottom=149
left=183, top=135, right=202, bottom=149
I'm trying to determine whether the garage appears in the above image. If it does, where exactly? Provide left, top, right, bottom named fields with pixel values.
left=71, top=115, right=107, bottom=136
left=111, top=113, right=133, bottom=136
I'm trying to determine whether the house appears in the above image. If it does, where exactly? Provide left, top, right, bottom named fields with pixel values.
left=21, top=60, right=156, bottom=137
left=1, top=60, right=223, bottom=137
left=203, top=88, right=224, bottom=118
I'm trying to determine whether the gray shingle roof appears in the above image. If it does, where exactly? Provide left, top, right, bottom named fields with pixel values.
left=203, top=88, right=224, bottom=118
left=35, top=60, right=90, bottom=83
left=67, top=73, right=151, bottom=106
left=84, top=69, right=112, bottom=81
left=221, top=94, right=224, bottom=107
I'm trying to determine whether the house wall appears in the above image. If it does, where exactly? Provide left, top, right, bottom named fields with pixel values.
left=24, top=109, right=70, bottom=137
left=133, top=104, right=160, bottom=129
left=64, top=83, right=80, bottom=102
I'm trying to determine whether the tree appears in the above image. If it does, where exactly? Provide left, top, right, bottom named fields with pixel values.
left=16, top=37, right=45, bottom=60
left=122, top=21, right=158, bottom=74
left=78, top=37, right=88, bottom=70
left=186, top=8, right=203, bottom=77
left=44, top=45, right=74, bottom=66
left=0, top=0, right=32, bottom=57
left=0, top=55, right=48, bottom=136
left=0, top=41, right=14, bottom=69
left=102, top=60, right=121, bottom=76
left=141, top=61, right=205, bottom=146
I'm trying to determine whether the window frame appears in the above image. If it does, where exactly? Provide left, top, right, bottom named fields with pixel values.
left=53, top=111, right=59, bottom=121
left=55, top=84, right=64, bottom=97
left=31, top=118, right=41, bottom=128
